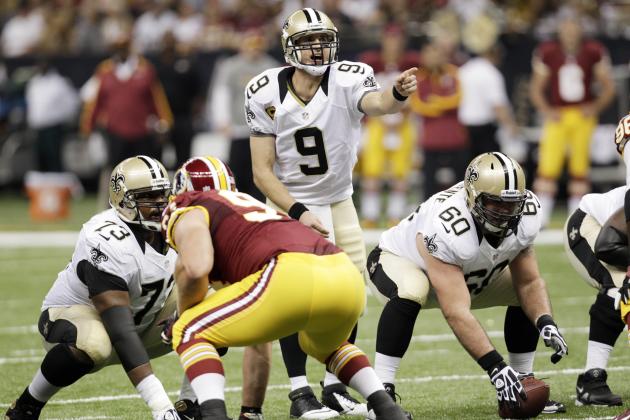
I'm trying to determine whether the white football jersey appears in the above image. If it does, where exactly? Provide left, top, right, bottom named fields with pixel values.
left=245, top=61, right=380, bottom=205
left=43, top=209, right=177, bottom=331
left=379, top=182, right=543, bottom=296
left=579, top=185, right=625, bottom=225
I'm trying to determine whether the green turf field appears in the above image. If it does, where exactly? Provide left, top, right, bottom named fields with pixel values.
left=1, top=244, right=630, bottom=419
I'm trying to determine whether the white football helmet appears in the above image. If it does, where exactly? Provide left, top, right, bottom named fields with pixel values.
left=281, top=8, right=339, bottom=76
left=464, top=152, right=528, bottom=239
left=109, top=155, right=171, bottom=231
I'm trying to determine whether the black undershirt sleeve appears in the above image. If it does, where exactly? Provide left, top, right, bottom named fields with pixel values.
left=76, top=260, right=149, bottom=371
left=77, top=260, right=128, bottom=298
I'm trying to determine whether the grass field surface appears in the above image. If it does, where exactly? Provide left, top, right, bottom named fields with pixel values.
left=2, top=244, right=630, bottom=419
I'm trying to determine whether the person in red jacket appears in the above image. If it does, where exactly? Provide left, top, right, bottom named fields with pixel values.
left=81, top=32, right=173, bottom=169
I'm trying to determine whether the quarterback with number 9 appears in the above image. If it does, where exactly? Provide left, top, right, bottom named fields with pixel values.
left=245, top=7, right=417, bottom=417
left=366, top=152, right=568, bottom=415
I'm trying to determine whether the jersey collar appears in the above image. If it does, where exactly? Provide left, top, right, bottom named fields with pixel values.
left=278, top=66, right=331, bottom=104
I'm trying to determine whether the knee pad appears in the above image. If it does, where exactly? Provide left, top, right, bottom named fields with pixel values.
left=589, top=293, right=625, bottom=345
left=41, top=344, right=94, bottom=387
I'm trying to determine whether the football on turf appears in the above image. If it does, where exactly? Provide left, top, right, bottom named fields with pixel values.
left=498, top=376, right=550, bottom=419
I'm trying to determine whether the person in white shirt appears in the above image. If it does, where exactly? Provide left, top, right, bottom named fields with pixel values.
left=459, top=14, right=519, bottom=158
left=0, top=2, right=44, bottom=57
left=133, top=0, right=177, bottom=54
left=246, top=7, right=417, bottom=419
left=25, top=60, right=79, bottom=172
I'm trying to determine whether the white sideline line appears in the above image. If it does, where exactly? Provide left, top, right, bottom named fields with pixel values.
left=0, top=229, right=565, bottom=248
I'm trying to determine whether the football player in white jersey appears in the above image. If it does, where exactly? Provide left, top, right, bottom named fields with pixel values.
left=366, top=152, right=568, bottom=414
left=6, top=156, right=182, bottom=420
left=245, top=8, right=417, bottom=419
left=564, top=186, right=626, bottom=406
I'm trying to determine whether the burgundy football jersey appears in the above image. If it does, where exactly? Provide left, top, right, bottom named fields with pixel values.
left=534, top=39, right=608, bottom=106
left=169, top=190, right=341, bottom=284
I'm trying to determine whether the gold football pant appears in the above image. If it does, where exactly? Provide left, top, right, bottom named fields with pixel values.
left=173, top=252, right=368, bottom=382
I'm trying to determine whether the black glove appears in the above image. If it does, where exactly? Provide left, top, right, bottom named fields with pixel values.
left=614, top=274, right=630, bottom=310
left=489, top=362, right=527, bottom=407
left=537, top=314, right=568, bottom=363
left=158, top=311, right=178, bottom=346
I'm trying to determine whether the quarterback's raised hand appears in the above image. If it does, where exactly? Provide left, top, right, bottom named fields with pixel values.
left=537, top=315, right=568, bottom=363
left=489, top=363, right=527, bottom=407
left=394, top=67, right=418, bottom=98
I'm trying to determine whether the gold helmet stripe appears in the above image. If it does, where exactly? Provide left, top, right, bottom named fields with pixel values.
left=492, top=152, right=517, bottom=190
left=204, top=156, right=229, bottom=190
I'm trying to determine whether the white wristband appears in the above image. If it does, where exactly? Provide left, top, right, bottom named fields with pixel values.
left=136, top=374, right=173, bottom=416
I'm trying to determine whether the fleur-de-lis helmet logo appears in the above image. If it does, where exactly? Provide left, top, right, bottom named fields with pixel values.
left=111, top=171, right=125, bottom=193
left=466, top=165, right=479, bottom=184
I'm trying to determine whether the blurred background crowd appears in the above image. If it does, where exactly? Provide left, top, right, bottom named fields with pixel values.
left=1, top=0, right=630, bottom=227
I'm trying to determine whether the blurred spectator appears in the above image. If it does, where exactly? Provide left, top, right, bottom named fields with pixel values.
left=154, top=31, right=203, bottom=169
left=320, top=0, right=356, bottom=43
left=530, top=8, right=616, bottom=227
left=0, top=0, right=44, bottom=58
left=459, top=14, right=519, bottom=157
left=209, top=29, right=278, bottom=201
left=410, top=35, right=469, bottom=200
left=197, top=0, right=236, bottom=51
left=171, top=0, right=204, bottom=53
left=132, top=0, right=177, bottom=54
left=25, top=59, right=80, bottom=172
left=80, top=31, right=173, bottom=204
left=71, top=1, right=106, bottom=54
left=358, top=25, right=418, bottom=228
left=38, top=0, right=77, bottom=55
left=100, top=1, right=134, bottom=52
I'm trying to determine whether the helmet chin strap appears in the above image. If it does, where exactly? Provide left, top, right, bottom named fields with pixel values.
left=296, top=62, right=329, bottom=76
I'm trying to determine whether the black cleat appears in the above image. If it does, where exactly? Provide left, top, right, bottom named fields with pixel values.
left=5, top=400, right=42, bottom=420
left=575, top=368, right=622, bottom=406
left=175, top=399, right=201, bottom=420
left=289, top=386, right=339, bottom=419
left=542, top=400, right=567, bottom=414
left=320, top=382, right=367, bottom=415
left=366, top=384, right=413, bottom=420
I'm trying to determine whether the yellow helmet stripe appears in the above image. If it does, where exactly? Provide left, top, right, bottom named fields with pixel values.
left=205, top=156, right=229, bottom=190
